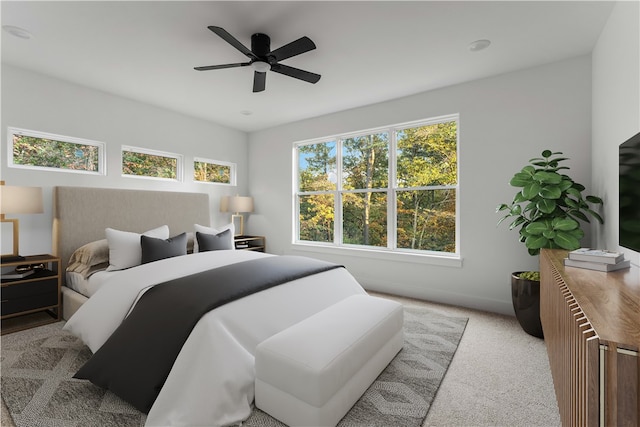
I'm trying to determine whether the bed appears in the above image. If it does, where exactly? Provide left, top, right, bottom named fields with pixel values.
left=52, top=186, right=370, bottom=426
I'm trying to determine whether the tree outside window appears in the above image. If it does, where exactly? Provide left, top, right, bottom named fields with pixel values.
left=194, top=158, right=236, bottom=185
left=122, top=146, right=181, bottom=181
left=295, top=116, right=458, bottom=255
left=9, top=128, right=105, bottom=175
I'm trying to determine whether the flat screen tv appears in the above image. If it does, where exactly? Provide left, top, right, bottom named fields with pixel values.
left=619, top=131, right=640, bottom=252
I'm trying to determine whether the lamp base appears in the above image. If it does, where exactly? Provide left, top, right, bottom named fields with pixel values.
left=232, top=214, right=245, bottom=236
left=1, top=254, right=26, bottom=263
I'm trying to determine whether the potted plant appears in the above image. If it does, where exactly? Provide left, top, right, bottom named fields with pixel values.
left=496, top=150, right=603, bottom=338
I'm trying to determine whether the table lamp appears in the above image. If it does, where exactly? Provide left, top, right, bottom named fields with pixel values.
left=220, top=195, right=253, bottom=236
left=1, top=183, right=44, bottom=262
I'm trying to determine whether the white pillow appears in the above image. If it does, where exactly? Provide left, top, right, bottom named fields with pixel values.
left=105, top=225, right=170, bottom=271
left=193, top=223, right=235, bottom=252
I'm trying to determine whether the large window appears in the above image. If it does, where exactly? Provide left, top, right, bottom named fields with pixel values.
left=8, top=127, right=105, bottom=175
left=122, top=146, right=182, bottom=181
left=295, top=115, right=458, bottom=255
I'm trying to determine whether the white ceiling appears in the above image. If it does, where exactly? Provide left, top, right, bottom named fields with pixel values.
left=1, top=1, right=614, bottom=132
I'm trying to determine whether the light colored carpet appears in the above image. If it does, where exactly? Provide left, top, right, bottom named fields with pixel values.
left=373, top=292, right=560, bottom=427
left=2, top=293, right=560, bottom=426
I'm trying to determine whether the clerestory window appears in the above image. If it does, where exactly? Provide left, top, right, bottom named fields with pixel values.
left=8, top=127, right=105, bottom=175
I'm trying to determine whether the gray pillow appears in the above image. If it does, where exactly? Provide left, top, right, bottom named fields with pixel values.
left=196, top=229, right=233, bottom=251
left=141, top=233, right=187, bottom=264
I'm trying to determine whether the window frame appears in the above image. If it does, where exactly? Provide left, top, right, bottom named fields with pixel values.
left=7, top=127, right=106, bottom=175
left=193, top=157, right=237, bottom=186
left=121, top=145, right=183, bottom=182
left=293, top=114, right=460, bottom=261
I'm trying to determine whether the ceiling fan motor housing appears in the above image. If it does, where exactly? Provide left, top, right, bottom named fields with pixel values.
left=251, top=33, right=271, bottom=59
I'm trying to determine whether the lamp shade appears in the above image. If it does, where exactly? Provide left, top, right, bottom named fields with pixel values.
left=228, top=196, right=253, bottom=213
left=1, top=186, right=44, bottom=214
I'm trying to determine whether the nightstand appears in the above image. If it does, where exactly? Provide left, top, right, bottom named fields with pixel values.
left=234, top=235, right=266, bottom=252
left=1, top=254, right=61, bottom=334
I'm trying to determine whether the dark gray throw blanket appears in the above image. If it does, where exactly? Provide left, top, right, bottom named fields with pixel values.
left=74, top=255, right=343, bottom=413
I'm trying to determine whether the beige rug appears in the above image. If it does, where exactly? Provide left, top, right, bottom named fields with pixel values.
left=2, top=307, right=467, bottom=427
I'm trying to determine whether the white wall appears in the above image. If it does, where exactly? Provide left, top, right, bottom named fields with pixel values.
left=248, top=56, right=594, bottom=315
left=1, top=65, right=249, bottom=256
left=592, top=1, right=640, bottom=267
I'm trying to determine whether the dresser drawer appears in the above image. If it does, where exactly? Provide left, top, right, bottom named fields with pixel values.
left=2, top=279, right=59, bottom=316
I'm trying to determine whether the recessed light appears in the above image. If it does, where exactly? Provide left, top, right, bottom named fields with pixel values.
left=2, top=25, right=33, bottom=40
left=468, top=39, right=491, bottom=52
left=240, top=110, right=253, bottom=116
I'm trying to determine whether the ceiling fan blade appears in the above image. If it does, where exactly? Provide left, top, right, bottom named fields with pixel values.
left=271, top=64, right=321, bottom=84
left=208, top=26, right=257, bottom=60
left=269, top=36, right=316, bottom=62
left=194, top=62, right=251, bottom=71
left=253, top=71, right=266, bottom=92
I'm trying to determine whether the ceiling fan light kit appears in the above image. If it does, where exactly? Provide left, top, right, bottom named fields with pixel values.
left=195, top=26, right=321, bottom=93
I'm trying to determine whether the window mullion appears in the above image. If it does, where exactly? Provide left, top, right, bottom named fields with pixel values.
left=335, top=138, right=343, bottom=245
left=388, top=129, right=397, bottom=250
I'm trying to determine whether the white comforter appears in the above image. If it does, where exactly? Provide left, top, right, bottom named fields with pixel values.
left=64, top=250, right=366, bottom=426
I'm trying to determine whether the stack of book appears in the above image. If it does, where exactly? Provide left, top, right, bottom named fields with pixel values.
left=564, top=248, right=630, bottom=272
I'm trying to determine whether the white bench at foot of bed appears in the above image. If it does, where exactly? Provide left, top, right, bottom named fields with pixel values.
left=254, top=294, right=404, bottom=427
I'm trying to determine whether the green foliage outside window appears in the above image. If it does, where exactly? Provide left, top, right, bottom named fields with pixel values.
left=194, top=161, right=232, bottom=184
left=343, top=192, right=387, bottom=247
left=12, top=134, right=100, bottom=172
left=298, top=141, right=337, bottom=192
left=297, top=119, right=458, bottom=253
left=122, top=149, right=177, bottom=179
left=299, top=194, right=334, bottom=242
left=395, top=122, right=457, bottom=251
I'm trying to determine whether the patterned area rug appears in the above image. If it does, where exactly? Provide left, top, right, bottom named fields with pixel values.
left=1, top=307, right=467, bottom=427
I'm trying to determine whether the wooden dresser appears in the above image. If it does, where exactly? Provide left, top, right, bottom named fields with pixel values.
left=540, top=249, right=639, bottom=426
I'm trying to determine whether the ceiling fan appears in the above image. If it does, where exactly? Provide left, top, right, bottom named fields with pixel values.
left=195, top=26, right=321, bottom=93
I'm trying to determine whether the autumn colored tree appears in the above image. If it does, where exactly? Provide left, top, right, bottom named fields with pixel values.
left=122, top=150, right=177, bottom=179
left=12, top=135, right=99, bottom=171
left=297, top=119, right=457, bottom=252
left=396, top=121, right=457, bottom=251
left=194, top=161, right=231, bottom=183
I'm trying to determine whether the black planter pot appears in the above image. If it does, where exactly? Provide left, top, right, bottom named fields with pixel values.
left=511, top=272, right=544, bottom=338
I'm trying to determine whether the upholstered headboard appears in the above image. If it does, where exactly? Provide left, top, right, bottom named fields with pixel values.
left=53, top=186, right=210, bottom=282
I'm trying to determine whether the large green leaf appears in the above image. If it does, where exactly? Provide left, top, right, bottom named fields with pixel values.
left=510, top=172, right=533, bottom=187
left=539, top=186, right=562, bottom=199
left=525, top=221, right=548, bottom=235
left=523, top=201, right=538, bottom=214
left=558, top=179, right=574, bottom=191
left=509, top=216, right=526, bottom=230
left=525, top=234, right=549, bottom=249
left=565, top=187, right=581, bottom=198
left=537, top=198, right=557, bottom=214
left=522, top=182, right=542, bottom=199
left=534, top=171, right=562, bottom=184
left=570, top=210, right=589, bottom=222
left=585, top=208, right=604, bottom=224
left=553, top=231, right=581, bottom=250
left=552, top=217, right=579, bottom=231
left=513, top=192, right=528, bottom=204
left=564, top=197, right=579, bottom=209
left=586, top=195, right=604, bottom=204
